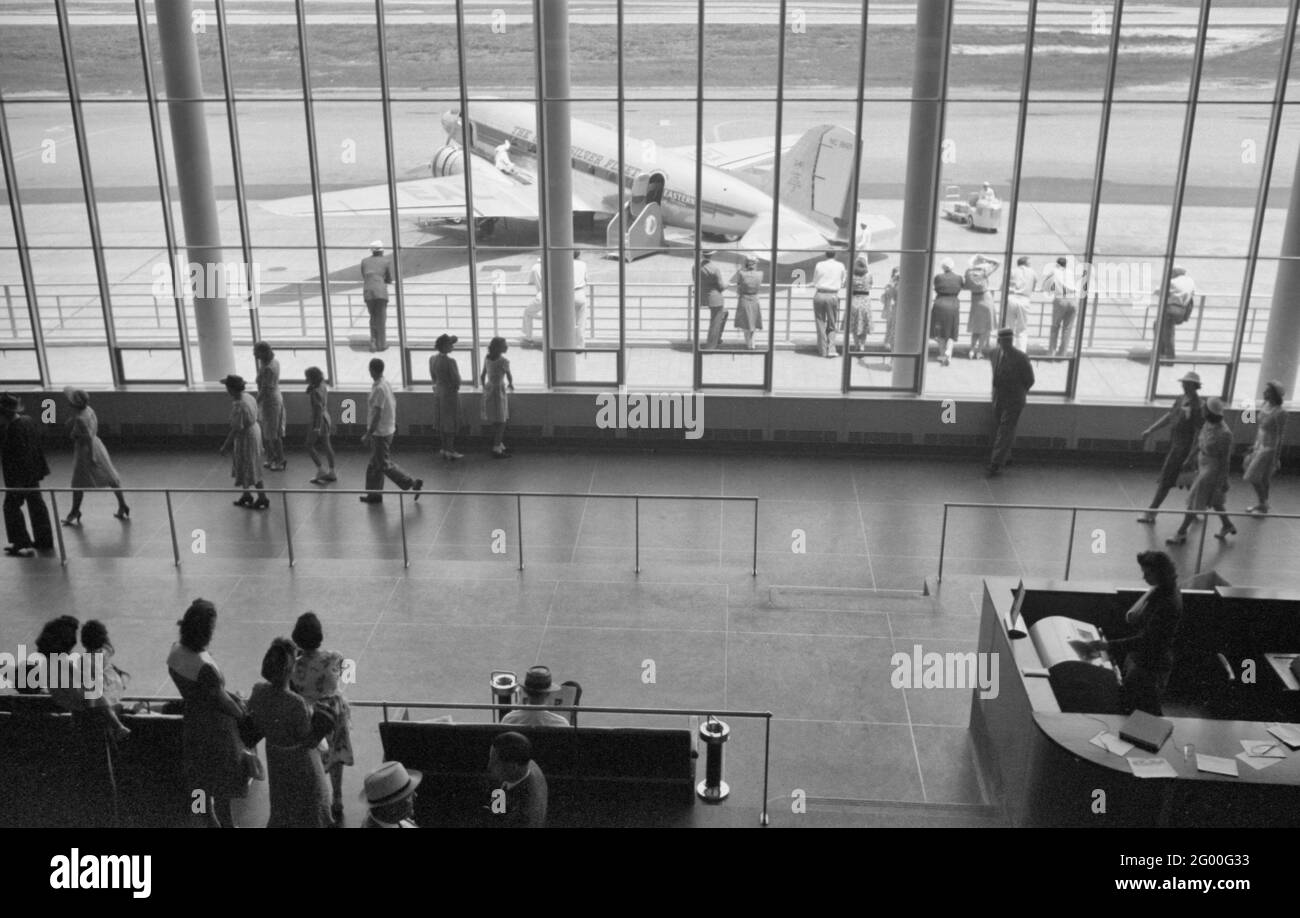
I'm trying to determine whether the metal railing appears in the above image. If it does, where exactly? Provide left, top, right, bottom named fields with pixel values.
left=106, top=696, right=773, bottom=827
left=13, top=485, right=759, bottom=575
left=1, top=281, right=1273, bottom=358
left=936, top=501, right=1300, bottom=582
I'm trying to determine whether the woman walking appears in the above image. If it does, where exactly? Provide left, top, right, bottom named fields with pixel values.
left=218, top=374, right=268, bottom=510
left=730, top=255, right=764, bottom=350
left=849, top=256, right=872, bottom=355
left=254, top=341, right=286, bottom=472
left=1245, top=381, right=1287, bottom=515
left=1166, top=397, right=1236, bottom=545
left=60, top=388, right=129, bottom=525
left=931, top=258, right=962, bottom=366
left=305, top=367, right=337, bottom=486
left=480, top=337, right=514, bottom=459
left=430, top=333, right=463, bottom=460
left=167, top=599, right=249, bottom=828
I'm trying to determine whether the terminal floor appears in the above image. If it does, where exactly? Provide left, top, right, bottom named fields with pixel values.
left=5, top=445, right=1298, bottom=828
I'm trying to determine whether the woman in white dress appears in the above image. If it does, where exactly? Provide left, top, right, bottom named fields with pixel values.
left=60, top=388, right=129, bottom=525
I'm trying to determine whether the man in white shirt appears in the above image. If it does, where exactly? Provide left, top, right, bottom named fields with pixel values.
left=811, top=250, right=847, bottom=358
left=1158, top=266, right=1195, bottom=359
left=1007, top=256, right=1038, bottom=353
left=522, top=257, right=543, bottom=346
left=360, top=358, right=422, bottom=504
left=501, top=665, right=571, bottom=728
left=1041, top=256, right=1076, bottom=357
left=494, top=140, right=517, bottom=175
left=572, top=250, right=589, bottom=347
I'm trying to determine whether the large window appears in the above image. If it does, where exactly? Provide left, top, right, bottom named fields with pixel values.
left=0, top=0, right=1294, bottom=403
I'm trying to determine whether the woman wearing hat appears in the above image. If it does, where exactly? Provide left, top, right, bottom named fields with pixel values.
left=1166, top=396, right=1236, bottom=545
left=479, top=336, right=514, bottom=458
left=361, top=761, right=421, bottom=828
left=848, top=256, right=872, bottom=356
left=253, top=342, right=286, bottom=472
left=430, top=333, right=463, bottom=460
left=1244, top=381, right=1287, bottom=515
left=60, top=388, right=129, bottom=526
left=218, top=374, right=268, bottom=510
left=1137, top=371, right=1204, bottom=525
left=730, top=255, right=764, bottom=350
left=931, top=258, right=962, bottom=366
left=964, top=254, right=999, bottom=359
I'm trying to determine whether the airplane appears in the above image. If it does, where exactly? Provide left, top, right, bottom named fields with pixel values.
left=263, top=100, right=897, bottom=263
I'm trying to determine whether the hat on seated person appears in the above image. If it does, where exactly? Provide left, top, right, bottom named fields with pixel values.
left=1178, top=371, right=1202, bottom=388
left=361, top=761, right=422, bottom=807
left=1204, top=396, right=1225, bottom=418
left=523, top=665, right=558, bottom=696
left=997, top=328, right=1014, bottom=341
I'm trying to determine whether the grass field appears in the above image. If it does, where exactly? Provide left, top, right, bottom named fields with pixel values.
left=0, top=22, right=1286, bottom=97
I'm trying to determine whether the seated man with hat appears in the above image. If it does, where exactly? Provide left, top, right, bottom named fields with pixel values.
left=501, top=665, right=570, bottom=727
left=361, top=761, right=421, bottom=828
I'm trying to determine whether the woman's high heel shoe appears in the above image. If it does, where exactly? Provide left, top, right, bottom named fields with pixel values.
left=61, top=511, right=82, bottom=527
left=114, top=506, right=130, bottom=520
left=1215, top=524, right=1238, bottom=540
left=251, top=495, right=270, bottom=510
left=233, top=495, right=254, bottom=508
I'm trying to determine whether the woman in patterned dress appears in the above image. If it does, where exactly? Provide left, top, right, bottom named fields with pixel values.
left=964, top=254, right=999, bottom=359
left=430, top=333, right=463, bottom=460
left=218, top=374, right=268, bottom=510
left=729, top=255, right=764, bottom=350
left=1244, top=381, right=1287, bottom=515
left=60, top=388, right=129, bottom=525
left=849, top=256, right=872, bottom=353
left=254, top=341, right=286, bottom=472
left=479, top=336, right=514, bottom=459
left=1167, top=397, right=1236, bottom=545
left=291, top=612, right=354, bottom=823
left=931, top=258, right=962, bottom=366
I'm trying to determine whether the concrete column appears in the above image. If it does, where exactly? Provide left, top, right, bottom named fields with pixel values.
left=156, top=0, right=235, bottom=382
left=1258, top=145, right=1300, bottom=400
left=892, top=0, right=950, bottom=388
left=539, top=0, right=576, bottom=381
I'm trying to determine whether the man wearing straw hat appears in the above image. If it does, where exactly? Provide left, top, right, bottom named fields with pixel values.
left=0, top=392, right=53, bottom=557
left=361, top=241, right=393, bottom=353
left=360, top=761, right=421, bottom=828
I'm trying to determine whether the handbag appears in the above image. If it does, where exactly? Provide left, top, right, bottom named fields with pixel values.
left=241, top=747, right=265, bottom=782
left=1175, top=467, right=1196, bottom=490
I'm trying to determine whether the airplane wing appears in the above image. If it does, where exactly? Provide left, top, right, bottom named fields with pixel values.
left=738, top=207, right=837, bottom=252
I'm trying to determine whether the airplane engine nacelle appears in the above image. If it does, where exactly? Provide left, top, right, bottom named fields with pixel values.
left=431, top=145, right=464, bottom=177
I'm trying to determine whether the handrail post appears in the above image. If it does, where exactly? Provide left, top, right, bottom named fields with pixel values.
left=516, top=493, right=524, bottom=571
left=1063, top=507, right=1078, bottom=580
left=751, top=498, right=758, bottom=576
left=938, top=503, right=949, bottom=582
left=50, top=491, right=67, bottom=565
left=399, top=491, right=409, bottom=568
left=165, top=490, right=180, bottom=566
left=1194, top=510, right=1209, bottom=575
left=282, top=491, right=294, bottom=567
left=634, top=496, right=640, bottom=573
left=760, top=714, right=771, bottom=826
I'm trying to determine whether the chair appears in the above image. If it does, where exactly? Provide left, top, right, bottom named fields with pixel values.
left=557, top=680, right=582, bottom=726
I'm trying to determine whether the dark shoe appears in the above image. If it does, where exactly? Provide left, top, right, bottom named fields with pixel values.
left=4, top=545, right=33, bottom=557
left=1165, top=533, right=1187, bottom=546
left=1215, top=525, right=1237, bottom=540
left=1136, top=513, right=1155, bottom=525
left=252, top=496, right=270, bottom=510
left=331, top=801, right=344, bottom=823
left=61, top=512, right=82, bottom=527
left=359, top=495, right=382, bottom=504
left=412, top=479, right=423, bottom=502
left=233, top=495, right=254, bottom=508
left=114, top=506, right=130, bottom=520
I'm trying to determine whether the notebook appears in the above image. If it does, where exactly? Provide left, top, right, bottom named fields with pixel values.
left=1119, top=709, right=1174, bottom=753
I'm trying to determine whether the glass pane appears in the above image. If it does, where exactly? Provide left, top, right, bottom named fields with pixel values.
left=1177, top=104, right=1267, bottom=257
left=1198, top=7, right=1289, bottom=103
left=1233, top=257, right=1275, bottom=404
left=948, top=0, right=1029, bottom=102
left=0, top=250, right=36, bottom=379
left=313, top=101, right=391, bottom=248
left=156, top=102, right=243, bottom=250
left=251, top=245, right=327, bottom=373
left=461, top=0, right=535, bottom=100
left=865, top=0, right=918, bottom=102
left=226, top=0, right=303, bottom=98
left=305, top=3, right=379, bottom=98
left=146, top=0, right=226, bottom=100
left=473, top=247, right=540, bottom=387
left=463, top=98, right=540, bottom=250
left=6, top=100, right=92, bottom=247
left=68, top=0, right=148, bottom=99
left=1151, top=256, right=1243, bottom=396
left=103, top=247, right=179, bottom=350
left=0, top=6, right=66, bottom=99
left=935, top=102, right=1019, bottom=257
left=82, top=102, right=168, bottom=247
left=1028, top=0, right=1112, bottom=101
left=623, top=2, right=697, bottom=100
left=237, top=100, right=317, bottom=247
left=1255, top=105, right=1300, bottom=259
left=1014, top=102, right=1103, bottom=256
left=1112, top=0, right=1196, bottom=102
left=382, top=0, right=458, bottom=99
left=0, top=145, right=14, bottom=248
left=1093, top=103, right=1186, bottom=257
left=782, top=0, right=863, bottom=99
left=117, top=348, right=185, bottom=383
left=1075, top=255, right=1167, bottom=401
left=31, top=248, right=111, bottom=384
left=391, top=99, right=467, bottom=251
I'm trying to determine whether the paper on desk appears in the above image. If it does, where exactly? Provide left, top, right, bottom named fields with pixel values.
left=1236, top=752, right=1284, bottom=772
left=1090, top=731, right=1135, bottom=757
left=1195, top=754, right=1239, bottom=777
left=1240, top=740, right=1287, bottom=758
left=1129, top=757, right=1179, bottom=779
left=1266, top=723, right=1300, bottom=749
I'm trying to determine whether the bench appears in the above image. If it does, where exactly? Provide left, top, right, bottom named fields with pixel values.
left=378, top=721, right=697, bottom=827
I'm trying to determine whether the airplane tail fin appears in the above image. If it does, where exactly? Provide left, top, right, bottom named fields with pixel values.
left=779, top=124, right=859, bottom=241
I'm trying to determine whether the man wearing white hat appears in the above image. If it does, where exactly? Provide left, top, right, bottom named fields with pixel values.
left=361, top=242, right=393, bottom=352
left=361, top=761, right=421, bottom=828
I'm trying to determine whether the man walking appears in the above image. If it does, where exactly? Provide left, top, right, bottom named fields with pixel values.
left=694, top=250, right=728, bottom=349
left=361, top=241, right=393, bottom=352
left=522, top=256, right=543, bottom=347
left=811, top=249, right=847, bottom=358
left=1042, top=256, right=1076, bottom=357
left=360, top=359, right=422, bottom=504
left=988, top=329, right=1035, bottom=477
left=0, top=392, right=53, bottom=557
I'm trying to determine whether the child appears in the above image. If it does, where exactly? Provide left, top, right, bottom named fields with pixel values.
left=480, top=336, right=515, bottom=458
left=79, top=619, right=132, bottom=742
left=305, top=367, right=337, bottom=485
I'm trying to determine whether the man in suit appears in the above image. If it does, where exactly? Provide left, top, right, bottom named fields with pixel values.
left=0, top=392, right=53, bottom=557
left=988, top=329, right=1035, bottom=477
left=360, top=761, right=421, bottom=828
left=694, top=250, right=729, bottom=349
left=361, top=241, right=393, bottom=352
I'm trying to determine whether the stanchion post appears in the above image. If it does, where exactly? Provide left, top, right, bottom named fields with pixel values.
left=1064, top=507, right=1078, bottom=580
left=697, top=715, right=731, bottom=803
left=1194, top=510, right=1209, bottom=575
left=751, top=498, right=758, bottom=576
left=938, top=503, right=950, bottom=582
left=516, top=494, right=524, bottom=571
left=634, top=497, right=640, bottom=573
left=165, top=490, right=180, bottom=566
left=760, top=714, right=771, bottom=826
left=281, top=491, right=294, bottom=567
left=50, top=490, right=67, bottom=565
left=399, top=491, right=409, bottom=568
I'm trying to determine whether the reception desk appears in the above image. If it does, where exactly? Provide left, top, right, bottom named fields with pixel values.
left=971, top=578, right=1300, bottom=827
